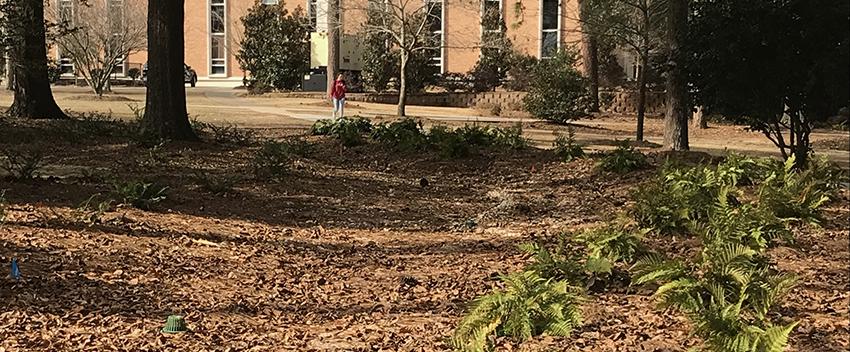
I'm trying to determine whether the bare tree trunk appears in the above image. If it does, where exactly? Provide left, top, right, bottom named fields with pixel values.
left=326, top=0, right=340, bottom=97
left=6, top=0, right=67, bottom=119
left=397, top=51, right=407, bottom=117
left=663, top=0, right=689, bottom=151
left=141, top=0, right=196, bottom=141
left=579, top=0, right=599, bottom=112
left=5, top=52, right=14, bottom=90
left=691, top=106, right=707, bottom=129
left=636, top=52, right=648, bottom=142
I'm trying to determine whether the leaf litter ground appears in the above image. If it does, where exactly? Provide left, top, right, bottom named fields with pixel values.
left=0, top=121, right=847, bottom=351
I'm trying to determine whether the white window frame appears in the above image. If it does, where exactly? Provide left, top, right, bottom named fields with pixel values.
left=57, top=0, right=75, bottom=75
left=480, top=0, right=503, bottom=59
left=208, top=0, right=228, bottom=77
left=426, top=0, right=445, bottom=74
left=261, top=0, right=280, bottom=4
left=307, top=0, right=318, bottom=31
left=539, top=0, right=561, bottom=59
left=109, top=0, right=127, bottom=77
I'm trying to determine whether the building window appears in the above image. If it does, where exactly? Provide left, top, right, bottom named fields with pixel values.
left=307, top=0, right=318, bottom=31
left=57, top=0, right=75, bottom=74
left=482, top=0, right=501, bottom=32
left=261, top=0, right=279, bottom=4
left=426, top=0, right=443, bottom=72
left=210, top=0, right=226, bottom=75
left=109, top=0, right=127, bottom=76
left=540, top=0, right=560, bottom=59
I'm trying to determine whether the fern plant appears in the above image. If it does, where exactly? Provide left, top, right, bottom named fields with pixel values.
left=757, top=155, right=838, bottom=224
left=632, top=244, right=798, bottom=352
left=451, top=271, right=582, bottom=352
left=693, top=188, right=792, bottom=252
left=370, top=118, right=428, bottom=152
left=575, top=222, right=648, bottom=267
left=519, top=242, right=586, bottom=283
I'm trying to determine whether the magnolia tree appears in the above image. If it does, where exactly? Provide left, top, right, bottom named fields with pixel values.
left=52, top=0, right=146, bottom=96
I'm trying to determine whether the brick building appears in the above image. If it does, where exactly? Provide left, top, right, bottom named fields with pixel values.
left=51, top=0, right=595, bottom=83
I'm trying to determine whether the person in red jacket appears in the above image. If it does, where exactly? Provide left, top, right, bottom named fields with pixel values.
left=329, top=73, right=346, bottom=119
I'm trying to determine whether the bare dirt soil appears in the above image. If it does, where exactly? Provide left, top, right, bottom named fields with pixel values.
left=0, top=118, right=847, bottom=351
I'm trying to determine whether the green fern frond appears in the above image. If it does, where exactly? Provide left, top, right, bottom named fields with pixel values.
left=756, top=321, right=798, bottom=352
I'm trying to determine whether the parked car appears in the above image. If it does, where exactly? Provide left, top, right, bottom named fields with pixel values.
left=142, top=63, right=198, bottom=87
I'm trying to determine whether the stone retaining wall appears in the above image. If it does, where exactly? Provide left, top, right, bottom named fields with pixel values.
left=601, top=90, right=666, bottom=115
left=266, top=90, right=665, bottom=114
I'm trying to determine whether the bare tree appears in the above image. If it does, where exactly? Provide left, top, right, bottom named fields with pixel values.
left=576, top=0, right=665, bottom=142
left=357, top=0, right=440, bottom=117
left=51, top=0, right=146, bottom=96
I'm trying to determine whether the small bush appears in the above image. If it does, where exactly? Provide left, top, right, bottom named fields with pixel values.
left=311, top=117, right=373, bottom=147
left=451, top=271, right=582, bottom=351
left=193, top=172, right=239, bottom=195
left=428, top=125, right=471, bottom=159
left=632, top=244, right=798, bottom=352
left=553, top=127, right=585, bottom=161
left=205, top=123, right=256, bottom=146
left=757, top=155, right=840, bottom=224
left=575, top=223, right=647, bottom=266
left=492, top=124, right=528, bottom=150
left=371, top=118, right=429, bottom=152
left=522, top=50, right=592, bottom=123
left=112, top=181, right=168, bottom=210
left=1, top=149, right=46, bottom=180
left=253, top=140, right=293, bottom=180
left=73, top=194, right=114, bottom=226
left=437, top=72, right=471, bottom=92
left=504, top=53, right=538, bottom=91
left=598, top=141, right=648, bottom=173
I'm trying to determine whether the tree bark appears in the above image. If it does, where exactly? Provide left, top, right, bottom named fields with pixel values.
left=141, top=0, right=196, bottom=141
left=662, top=0, right=689, bottom=151
left=578, top=0, right=599, bottom=112
left=636, top=52, right=648, bottom=142
left=691, top=106, right=707, bottom=129
left=326, top=0, right=340, bottom=98
left=397, top=51, right=407, bottom=117
left=6, top=0, right=67, bottom=119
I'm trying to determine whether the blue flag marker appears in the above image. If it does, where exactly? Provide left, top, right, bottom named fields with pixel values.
left=10, top=258, right=21, bottom=281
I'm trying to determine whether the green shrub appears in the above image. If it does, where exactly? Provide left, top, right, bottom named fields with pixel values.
left=553, top=127, right=585, bottom=161
left=693, top=190, right=792, bottom=251
left=522, top=50, right=592, bottom=123
left=757, top=155, right=841, bottom=224
left=73, top=194, right=113, bottom=226
left=716, top=153, right=780, bottom=186
left=370, top=118, right=428, bottom=152
left=632, top=245, right=798, bottom=352
left=253, top=140, right=293, bottom=180
left=236, top=3, right=309, bottom=91
left=436, top=72, right=471, bottom=92
left=311, top=117, right=373, bottom=147
left=451, top=271, right=582, bottom=352
left=207, top=123, right=256, bottom=146
left=492, top=124, right=528, bottom=150
left=112, top=181, right=168, bottom=210
left=598, top=141, right=648, bottom=173
left=631, top=163, right=735, bottom=235
left=1, top=149, right=46, bottom=180
left=193, top=172, right=239, bottom=195
left=519, top=242, right=586, bottom=283
left=504, top=53, right=538, bottom=91
left=575, top=223, right=648, bottom=266
left=428, top=125, right=471, bottom=159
